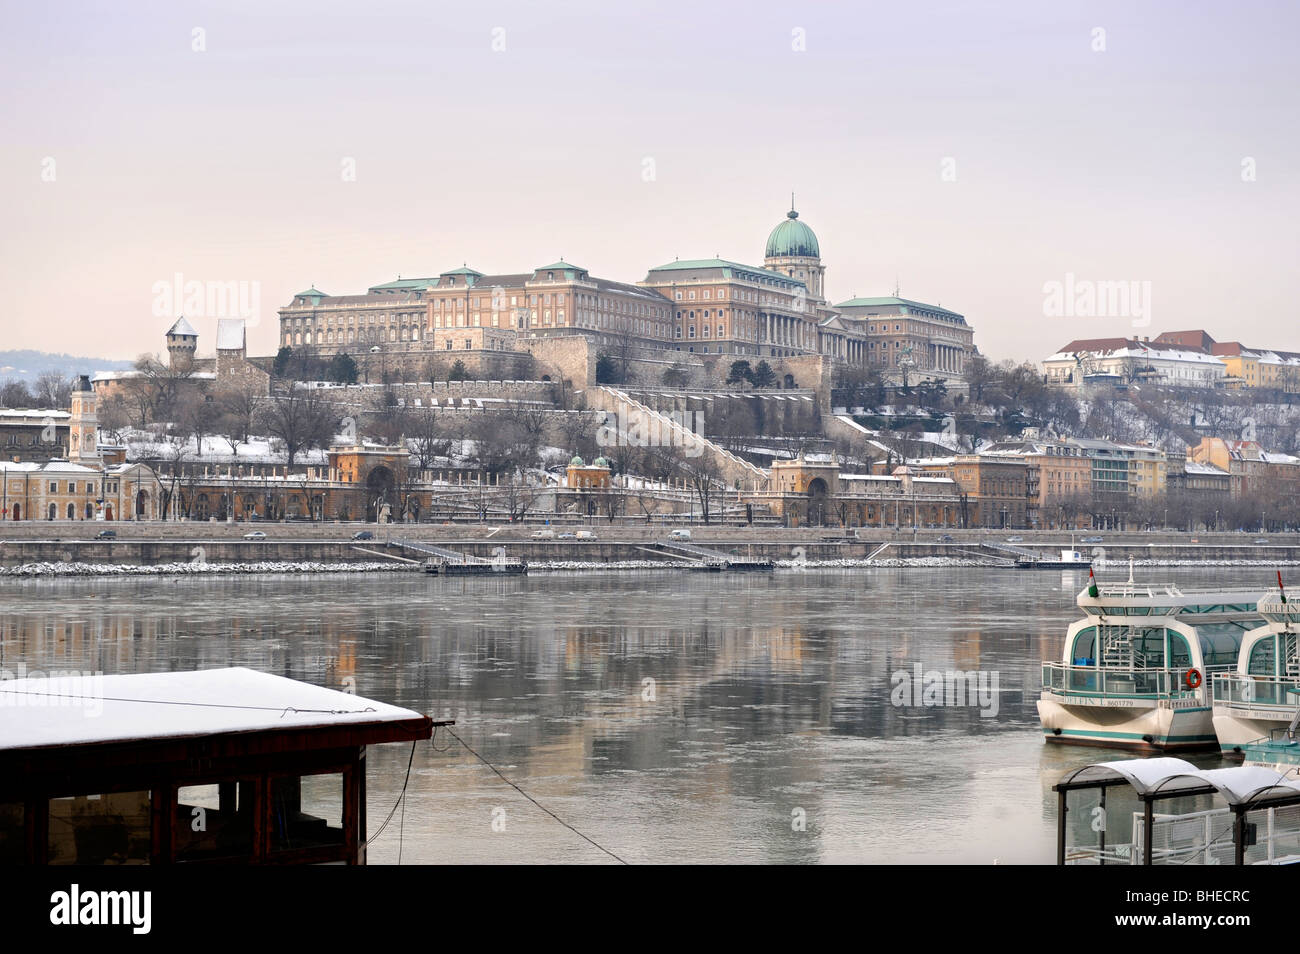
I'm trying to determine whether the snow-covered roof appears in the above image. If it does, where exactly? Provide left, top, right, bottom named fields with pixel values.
left=167, top=316, right=198, bottom=337
left=216, top=318, right=245, bottom=351
left=0, top=460, right=100, bottom=474
left=0, top=667, right=426, bottom=751
left=0, top=409, right=71, bottom=422
left=1184, top=461, right=1229, bottom=476
left=1058, top=758, right=1300, bottom=808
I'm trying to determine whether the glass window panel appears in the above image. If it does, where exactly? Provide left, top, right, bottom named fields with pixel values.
left=270, top=773, right=344, bottom=853
left=49, top=791, right=151, bottom=865
left=175, top=782, right=255, bottom=862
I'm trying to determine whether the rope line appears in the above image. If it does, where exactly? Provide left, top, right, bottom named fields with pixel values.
left=444, top=726, right=629, bottom=865
left=366, top=740, right=416, bottom=861
left=0, top=687, right=376, bottom=718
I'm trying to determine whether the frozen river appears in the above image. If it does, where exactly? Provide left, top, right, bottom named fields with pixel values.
left=0, top=565, right=1268, bottom=863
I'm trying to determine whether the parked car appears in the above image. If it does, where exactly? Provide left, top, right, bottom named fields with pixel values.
left=669, top=529, right=692, bottom=541
left=1005, top=536, right=1024, bottom=543
left=937, top=534, right=954, bottom=542
left=557, top=532, right=577, bottom=540
left=95, top=529, right=116, bottom=539
left=531, top=529, right=555, bottom=539
left=243, top=531, right=267, bottom=540
left=1081, top=536, right=1104, bottom=543
left=575, top=530, right=597, bottom=540
left=352, top=530, right=374, bottom=541
left=1254, top=538, right=1269, bottom=544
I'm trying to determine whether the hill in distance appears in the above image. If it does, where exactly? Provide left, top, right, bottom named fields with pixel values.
left=0, top=350, right=135, bottom=381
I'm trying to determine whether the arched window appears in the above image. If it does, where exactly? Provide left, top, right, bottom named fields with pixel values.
left=49, top=503, right=57, bottom=520
left=85, top=502, right=95, bottom=518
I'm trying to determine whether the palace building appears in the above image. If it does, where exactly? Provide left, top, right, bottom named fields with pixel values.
left=277, top=202, right=977, bottom=385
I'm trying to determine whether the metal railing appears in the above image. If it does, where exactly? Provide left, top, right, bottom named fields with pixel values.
left=1042, top=663, right=1183, bottom=699
left=1212, top=672, right=1300, bottom=709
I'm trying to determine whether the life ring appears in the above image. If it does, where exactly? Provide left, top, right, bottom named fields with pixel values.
left=1184, top=668, right=1202, bottom=690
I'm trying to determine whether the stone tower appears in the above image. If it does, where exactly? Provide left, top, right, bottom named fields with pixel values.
left=166, top=316, right=198, bottom=367
left=68, top=374, right=99, bottom=465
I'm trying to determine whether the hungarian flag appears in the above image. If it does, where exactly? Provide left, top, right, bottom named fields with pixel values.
left=1279, top=569, right=1287, bottom=604
left=1088, top=566, right=1099, bottom=599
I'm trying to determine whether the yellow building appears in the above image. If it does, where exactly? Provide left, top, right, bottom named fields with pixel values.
left=565, top=456, right=611, bottom=489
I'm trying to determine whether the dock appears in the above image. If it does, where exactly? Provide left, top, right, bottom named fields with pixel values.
left=393, top=540, right=528, bottom=575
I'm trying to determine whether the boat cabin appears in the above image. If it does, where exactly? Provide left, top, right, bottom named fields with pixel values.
left=1043, top=583, right=1264, bottom=704
left=0, top=668, right=431, bottom=865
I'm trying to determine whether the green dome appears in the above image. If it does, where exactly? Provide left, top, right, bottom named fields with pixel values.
left=569, top=456, right=585, bottom=467
left=765, top=209, right=820, bottom=259
left=593, top=457, right=609, bottom=468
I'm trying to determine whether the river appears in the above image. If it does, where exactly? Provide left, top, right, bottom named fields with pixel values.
left=0, top=564, right=1269, bottom=863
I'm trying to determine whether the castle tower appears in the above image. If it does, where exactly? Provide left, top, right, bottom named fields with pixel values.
left=763, top=202, right=826, bottom=305
left=166, top=316, right=198, bottom=367
left=68, top=374, right=99, bottom=465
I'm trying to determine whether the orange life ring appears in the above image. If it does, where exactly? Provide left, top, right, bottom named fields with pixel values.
left=1184, top=668, right=1202, bottom=690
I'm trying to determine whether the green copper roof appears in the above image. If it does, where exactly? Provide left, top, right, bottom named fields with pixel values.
left=295, top=287, right=328, bottom=298
left=645, top=258, right=806, bottom=288
left=368, top=277, right=437, bottom=291
left=765, top=209, right=820, bottom=258
left=537, top=261, right=582, bottom=272
left=441, top=266, right=483, bottom=277
left=835, top=296, right=964, bottom=320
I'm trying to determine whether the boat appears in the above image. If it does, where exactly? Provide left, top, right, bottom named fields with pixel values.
left=1213, top=585, right=1300, bottom=759
left=1016, top=548, right=1093, bottom=570
left=1038, top=567, right=1266, bottom=750
left=0, top=667, right=433, bottom=865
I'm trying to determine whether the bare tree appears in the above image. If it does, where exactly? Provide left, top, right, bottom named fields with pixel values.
left=258, top=387, right=337, bottom=469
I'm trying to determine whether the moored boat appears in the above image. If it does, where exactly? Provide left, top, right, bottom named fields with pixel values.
left=1038, top=569, right=1266, bottom=750
left=1213, top=584, right=1300, bottom=758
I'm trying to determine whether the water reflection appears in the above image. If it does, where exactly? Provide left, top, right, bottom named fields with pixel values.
left=0, top=566, right=1264, bottom=863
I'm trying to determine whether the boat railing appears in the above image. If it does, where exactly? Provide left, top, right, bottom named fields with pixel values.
left=1041, top=663, right=1191, bottom=699
left=1212, top=672, right=1300, bottom=709
left=1069, top=804, right=1300, bottom=865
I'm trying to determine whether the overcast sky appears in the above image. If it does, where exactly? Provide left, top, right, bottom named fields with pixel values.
left=2, top=0, right=1296, bottom=365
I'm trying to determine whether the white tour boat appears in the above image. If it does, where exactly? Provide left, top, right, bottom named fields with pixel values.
left=1038, top=567, right=1266, bottom=751
left=1213, top=583, right=1300, bottom=759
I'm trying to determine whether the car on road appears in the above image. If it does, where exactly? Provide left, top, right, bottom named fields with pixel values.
left=352, top=530, right=374, bottom=541
left=669, top=529, right=692, bottom=541
left=1005, top=536, right=1024, bottom=543
left=1081, top=536, right=1103, bottom=543
left=531, top=529, right=555, bottom=539
left=1254, top=538, right=1269, bottom=544
left=575, top=530, right=597, bottom=540
left=243, top=531, right=267, bottom=540
left=95, top=529, right=117, bottom=539
left=937, top=534, right=955, bottom=542
left=557, top=532, right=577, bottom=540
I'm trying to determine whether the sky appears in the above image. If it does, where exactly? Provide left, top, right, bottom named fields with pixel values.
left=1, top=0, right=1297, bottom=365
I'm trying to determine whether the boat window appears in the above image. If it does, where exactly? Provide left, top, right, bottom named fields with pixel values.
left=175, top=782, right=256, bottom=862
left=48, top=791, right=152, bottom=865
left=1195, top=622, right=1249, bottom=668
left=1133, top=627, right=1166, bottom=666
left=0, top=801, right=22, bottom=865
left=270, top=772, right=345, bottom=853
left=1071, top=627, right=1096, bottom=664
left=1248, top=638, right=1277, bottom=676
left=1167, top=632, right=1192, bottom=671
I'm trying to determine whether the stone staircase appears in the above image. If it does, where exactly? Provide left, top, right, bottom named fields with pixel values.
left=587, top=387, right=769, bottom=491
